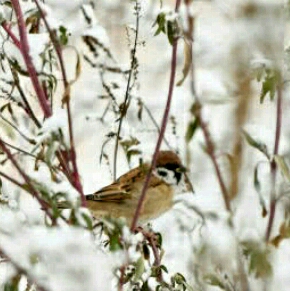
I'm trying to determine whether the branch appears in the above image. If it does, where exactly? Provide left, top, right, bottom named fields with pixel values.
left=0, top=139, right=53, bottom=220
left=0, top=170, right=27, bottom=192
left=265, top=81, right=283, bottom=242
left=34, top=0, right=85, bottom=205
left=113, top=1, right=140, bottom=181
left=1, top=22, right=21, bottom=49
left=13, top=75, right=42, bottom=128
left=183, top=2, right=231, bottom=212
left=131, top=0, right=182, bottom=231
left=10, top=0, right=52, bottom=118
left=197, top=109, right=231, bottom=211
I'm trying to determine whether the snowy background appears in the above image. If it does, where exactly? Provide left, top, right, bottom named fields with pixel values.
left=0, top=0, right=288, bottom=290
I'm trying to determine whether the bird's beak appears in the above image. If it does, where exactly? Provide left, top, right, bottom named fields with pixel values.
left=176, top=165, right=187, bottom=173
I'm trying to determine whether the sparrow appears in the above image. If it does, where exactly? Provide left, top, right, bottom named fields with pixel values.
left=59, top=150, right=193, bottom=224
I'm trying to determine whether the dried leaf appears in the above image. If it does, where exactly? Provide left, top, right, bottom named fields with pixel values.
left=185, top=118, right=199, bottom=143
left=253, top=163, right=267, bottom=217
left=242, top=130, right=270, bottom=159
left=204, top=274, right=226, bottom=290
left=176, top=39, right=192, bottom=86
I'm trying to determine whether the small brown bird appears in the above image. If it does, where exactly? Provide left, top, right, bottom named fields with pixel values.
left=60, top=151, right=193, bottom=224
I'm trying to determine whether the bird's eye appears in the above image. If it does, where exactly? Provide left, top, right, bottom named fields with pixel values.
left=157, top=170, right=168, bottom=177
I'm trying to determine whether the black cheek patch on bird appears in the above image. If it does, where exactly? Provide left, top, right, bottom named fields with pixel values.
left=174, top=172, right=182, bottom=184
left=164, top=163, right=182, bottom=184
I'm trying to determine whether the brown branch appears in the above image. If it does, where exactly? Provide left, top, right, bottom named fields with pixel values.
left=184, top=5, right=248, bottom=291
left=0, top=139, right=53, bottom=220
left=14, top=78, right=42, bottom=128
left=0, top=113, right=36, bottom=144
left=1, top=22, right=21, bottom=49
left=10, top=0, right=52, bottom=118
left=265, top=81, right=283, bottom=242
left=34, top=0, right=85, bottom=205
left=184, top=2, right=231, bottom=212
left=131, top=0, right=182, bottom=231
left=198, top=112, right=231, bottom=211
left=113, top=1, right=140, bottom=181
left=34, top=0, right=68, bottom=86
left=0, top=170, right=27, bottom=192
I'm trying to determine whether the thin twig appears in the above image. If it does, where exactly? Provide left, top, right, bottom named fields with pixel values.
left=10, top=0, right=52, bottom=117
left=35, top=0, right=85, bottom=205
left=131, top=0, right=182, bottom=231
left=1, top=22, right=21, bottom=49
left=0, top=170, right=27, bottom=192
left=265, top=81, right=283, bottom=242
left=34, top=0, right=68, bottom=86
left=6, top=53, right=41, bottom=128
left=0, top=113, right=36, bottom=144
left=187, top=47, right=231, bottom=212
left=14, top=78, right=41, bottom=128
left=184, top=3, right=249, bottom=291
left=197, top=109, right=231, bottom=211
left=189, top=87, right=231, bottom=210
left=1, top=140, right=37, bottom=159
left=0, top=139, right=53, bottom=220
left=113, top=1, right=140, bottom=181
left=142, top=102, right=172, bottom=149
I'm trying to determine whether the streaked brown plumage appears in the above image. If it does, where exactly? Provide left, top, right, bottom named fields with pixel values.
left=59, top=151, right=193, bottom=224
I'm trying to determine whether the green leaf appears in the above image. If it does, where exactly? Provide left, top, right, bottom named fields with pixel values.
left=242, top=241, right=272, bottom=278
left=142, top=242, right=150, bottom=260
left=155, top=232, right=163, bottom=248
left=134, top=257, right=145, bottom=281
left=59, top=25, right=69, bottom=45
left=260, top=69, right=279, bottom=103
left=137, top=99, right=143, bottom=121
left=242, top=130, right=270, bottom=159
left=153, top=12, right=166, bottom=36
left=4, top=274, right=21, bottom=291
left=253, top=163, right=267, bottom=217
left=153, top=11, right=179, bottom=45
left=81, top=212, right=93, bottom=230
left=253, top=164, right=261, bottom=193
left=176, top=39, right=192, bottom=86
left=204, top=274, right=226, bottom=290
left=141, top=281, right=150, bottom=291
left=167, top=21, right=175, bottom=45
left=159, top=264, right=168, bottom=273
left=172, top=273, right=195, bottom=291
left=274, top=155, right=290, bottom=181
left=186, top=119, right=199, bottom=143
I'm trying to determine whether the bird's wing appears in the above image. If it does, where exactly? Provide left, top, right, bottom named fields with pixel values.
left=86, top=181, right=131, bottom=202
left=86, top=164, right=150, bottom=202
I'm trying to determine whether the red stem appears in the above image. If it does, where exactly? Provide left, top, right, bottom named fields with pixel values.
left=199, top=115, right=231, bottom=211
left=10, top=0, right=52, bottom=118
left=265, top=82, right=283, bottom=242
left=0, top=139, right=53, bottom=220
left=1, top=22, right=21, bottom=49
left=0, top=170, right=27, bottom=191
left=130, top=0, right=182, bottom=231
left=34, top=0, right=85, bottom=205
left=184, top=1, right=231, bottom=212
